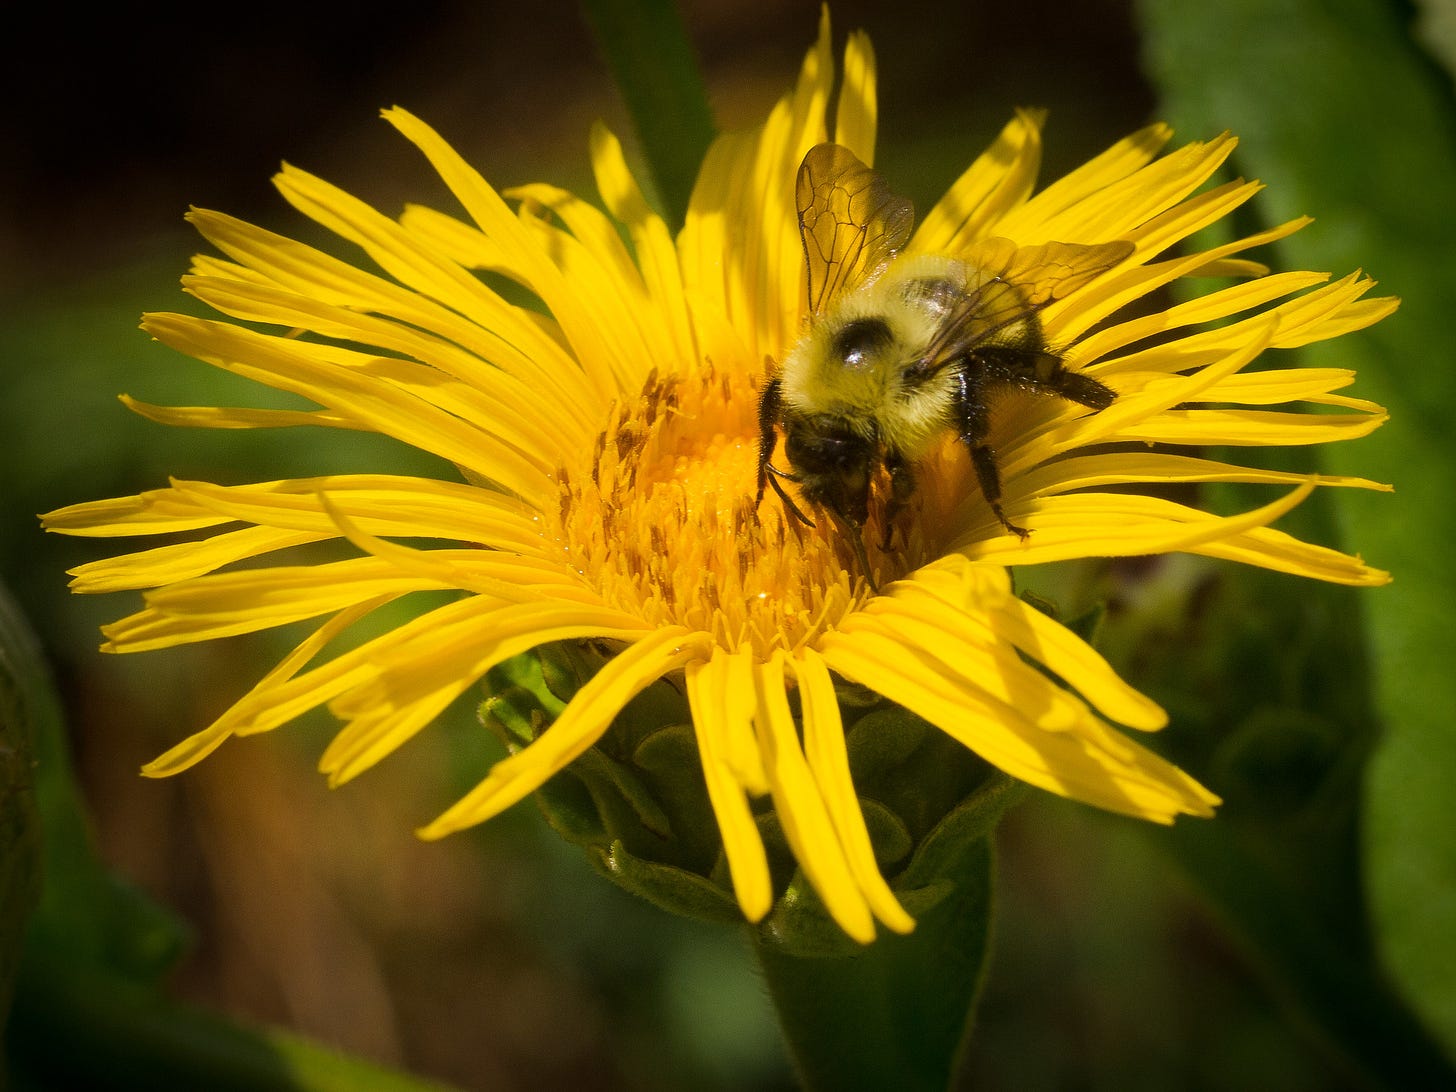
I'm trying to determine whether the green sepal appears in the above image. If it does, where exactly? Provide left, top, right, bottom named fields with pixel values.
left=480, top=647, right=742, bottom=923
left=589, top=839, right=742, bottom=924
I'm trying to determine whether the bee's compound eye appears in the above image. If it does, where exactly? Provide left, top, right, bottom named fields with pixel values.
left=831, top=317, right=894, bottom=370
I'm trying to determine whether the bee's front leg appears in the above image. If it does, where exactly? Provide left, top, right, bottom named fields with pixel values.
left=755, top=375, right=783, bottom=508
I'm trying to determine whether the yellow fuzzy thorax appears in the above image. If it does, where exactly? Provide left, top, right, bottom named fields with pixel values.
left=777, top=255, right=976, bottom=458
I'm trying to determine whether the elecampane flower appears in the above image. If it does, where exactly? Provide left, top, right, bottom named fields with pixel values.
left=46, top=16, right=1391, bottom=943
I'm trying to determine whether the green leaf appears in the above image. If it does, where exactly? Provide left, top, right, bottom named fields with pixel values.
left=1139, top=0, right=1456, bottom=1063
left=2, top=580, right=449, bottom=1089
left=0, top=584, right=45, bottom=1032
left=579, top=0, right=716, bottom=230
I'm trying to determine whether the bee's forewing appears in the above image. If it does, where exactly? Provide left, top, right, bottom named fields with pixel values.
left=796, top=143, right=914, bottom=316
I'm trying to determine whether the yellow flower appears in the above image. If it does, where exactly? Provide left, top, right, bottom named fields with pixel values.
left=45, top=16, right=1392, bottom=944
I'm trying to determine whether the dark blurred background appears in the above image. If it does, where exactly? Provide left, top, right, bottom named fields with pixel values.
left=0, top=1, right=1377, bottom=1088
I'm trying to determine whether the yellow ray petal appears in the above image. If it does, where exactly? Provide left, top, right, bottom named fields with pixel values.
left=220, top=593, right=547, bottom=742
left=819, top=631, right=1218, bottom=822
left=418, top=627, right=709, bottom=838
left=754, top=652, right=876, bottom=943
left=844, top=592, right=1110, bottom=735
left=1010, top=121, right=1174, bottom=224
left=68, top=526, right=330, bottom=593
left=142, top=313, right=552, bottom=499
left=685, top=654, right=775, bottom=923
left=1018, top=451, right=1391, bottom=498
left=119, top=396, right=357, bottom=432
left=1003, top=132, right=1238, bottom=243
left=833, top=29, right=878, bottom=165
left=1053, top=218, right=1313, bottom=348
left=382, top=108, right=633, bottom=398
left=1115, top=406, right=1386, bottom=448
left=894, top=559, right=1165, bottom=731
left=589, top=124, right=699, bottom=372
left=912, top=110, right=1045, bottom=257
left=142, top=596, right=392, bottom=777
left=794, top=649, right=915, bottom=934
left=321, top=599, right=654, bottom=784
left=508, top=199, right=661, bottom=386
left=166, top=475, right=553, bottom=558
left=182, top=270, right=592, bottom=447
left=101, top=556, right=462, bottom=652
left=189, top=206, right=593, bottom=417
left=954, top=484, right=1388, bottom=586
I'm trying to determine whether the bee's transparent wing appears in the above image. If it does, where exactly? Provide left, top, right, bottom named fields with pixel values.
left=913, top=239, right=1133, bottom=372
left=797, top=143, right=915, bottom=316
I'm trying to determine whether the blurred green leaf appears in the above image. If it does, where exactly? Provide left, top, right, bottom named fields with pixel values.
left=1139, top=0, right=1456, bottom=1065
left=0, top=584, right=44, bottom=1036
left=579, top=0, right=716, bottom=229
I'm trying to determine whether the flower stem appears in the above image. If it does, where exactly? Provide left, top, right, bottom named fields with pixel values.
left=751, top=837, right=996, bottom=1092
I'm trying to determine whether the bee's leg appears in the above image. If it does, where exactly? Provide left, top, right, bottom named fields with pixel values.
left=766, top=463, right=815, bottom=528
left=880, top=449, right=916, bottom=551
left=756, top=376, right=783, bottom=507
left=953, top=371, right=1030, bottom=540
left=828, top=511, right=879, bottom=594
left=1036, top=355, right=1115, bottom=411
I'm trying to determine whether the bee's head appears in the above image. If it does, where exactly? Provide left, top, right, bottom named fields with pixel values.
left=784, top=416, right=876, bottom=528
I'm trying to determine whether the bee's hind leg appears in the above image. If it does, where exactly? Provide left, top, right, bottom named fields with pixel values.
left=969, top=445, right=1029, bottom=540
left=953, top=371, right=1030, bottom=540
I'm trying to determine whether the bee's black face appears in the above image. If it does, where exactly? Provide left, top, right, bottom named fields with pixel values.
left=785, top=417, right=876, bottom=528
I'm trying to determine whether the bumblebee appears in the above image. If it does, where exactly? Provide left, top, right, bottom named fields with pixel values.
left=757, top=142, right=1133, bottom=581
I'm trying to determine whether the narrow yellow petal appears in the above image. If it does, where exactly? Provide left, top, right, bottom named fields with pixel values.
left=1019, top=451, right=1391, bottom=498
left=190, top=205, right=594, bottom=420
left=754, top=652, right=876, bottom=944
left=322, top=600, right=653, bottom=784
left=166, top=475, right=553, bottom=558
left=141, top=597, right=389, bottom=776
left=589, top=124, right=699, bottom=372
left=68, top=526, right=329, bottom=593
left=795, top=649, right=915, bottom=934
left=1115, top=407, right=1386, bottom=448
left=833, top=30, right=878, bottom=165
left=912, top=110, right=1044, bottom=257
left=142, top=313, right=552, bottom=499
left=121, top=396, right=357, bottom=432
left=182, top=270, right=592, bottom=450
left=102, top=556, right=458, bottom=652
left=685, top=656, right=775, bottom=923
left=819, top=632, right=1218, bottom=822
left=1054, top=218, right=1312, bottom=348
left=418, top=627, right=708, bottom=838
left=1013, top=121, right=1174, bottom=221
left=228, top=593, right=535, bottom=740
left=894, top=558, right=1168, bottom=732
left=952, top=485, right=1377, bottom=587
left=382, top=108, right=629, bottom=398
left=1003, top=131, right=1237, bottom=243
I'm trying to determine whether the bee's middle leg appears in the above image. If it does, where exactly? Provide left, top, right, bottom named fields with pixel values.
left=953, top=373, right=1029, bottom=540
left=880, top=450, right=916, bottom=551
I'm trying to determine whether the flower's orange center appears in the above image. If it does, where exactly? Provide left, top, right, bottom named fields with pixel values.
left=552, top=367, right=944, bottom=657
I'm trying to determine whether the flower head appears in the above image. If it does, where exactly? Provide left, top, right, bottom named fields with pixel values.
left=46, top=15, right=1392, bottom=943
